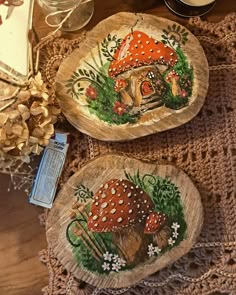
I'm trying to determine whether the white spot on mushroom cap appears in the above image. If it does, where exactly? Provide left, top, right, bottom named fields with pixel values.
left=117, top=217, right=123, bottom=223
left=111, top=188, right=116, bottom=195
left=102, top=193, right=106, bottom=199
left=95, top=202, right=99, bottom=206
left=101, top=202, right=108, bottom=209
left=89, top=212, right=92, bottom=216
left=127, top=192, right=132, bottom=198
left=110, top=208, right=116, bottom=214
left=102, top=217, right=107, bottom=222
left=118, top=200, right=124, bottom=205
left=104, top=184, right=109, bottom=189
left=93, top=215, right=98, bottom=221
left=129, top=209, right=133, bottom=214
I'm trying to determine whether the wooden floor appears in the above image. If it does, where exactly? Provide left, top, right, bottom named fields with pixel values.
left=1, top=0, right=236, bottom=294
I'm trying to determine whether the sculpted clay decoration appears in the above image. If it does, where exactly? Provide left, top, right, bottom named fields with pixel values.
left=66, top=172, right=187, bottom=274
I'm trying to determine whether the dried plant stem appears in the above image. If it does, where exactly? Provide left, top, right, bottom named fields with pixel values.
left=83, top=210, right=108, bottom=253
left=74, top=219, right=103, bottom=258
left=74, top=224, right=100, bottom=261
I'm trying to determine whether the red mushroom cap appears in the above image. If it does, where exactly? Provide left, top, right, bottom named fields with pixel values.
left=87, top=179, right=154, bottom=233
left=144, top=212, right=167, bottom=234
left=165, top=70, right=180, bottom=82
left=108, top=31, right=178, bottom=78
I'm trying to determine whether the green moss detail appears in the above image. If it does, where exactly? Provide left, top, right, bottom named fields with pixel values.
left=163, top=46, right=194, bottom=110
left=125, top=171, right=187, bottom=247
left=86, top=73, right=139, bottom=125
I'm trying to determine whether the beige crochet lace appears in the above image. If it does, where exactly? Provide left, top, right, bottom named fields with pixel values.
left=38, top=13, right=236, bottom=295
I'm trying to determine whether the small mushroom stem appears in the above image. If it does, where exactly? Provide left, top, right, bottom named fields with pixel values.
left=171, top=77, right=181, bottom=96
left=74, top=220, right=104, bottom=258
left=120, top=89, right=133, bottom=106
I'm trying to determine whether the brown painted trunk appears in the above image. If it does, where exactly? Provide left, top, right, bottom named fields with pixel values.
left=112, top=223, right=151, bottom=264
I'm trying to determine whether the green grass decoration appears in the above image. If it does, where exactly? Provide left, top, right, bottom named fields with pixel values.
left=163, top=46, right=194, bottom=109
left=125, top=171, right=187, bottom=245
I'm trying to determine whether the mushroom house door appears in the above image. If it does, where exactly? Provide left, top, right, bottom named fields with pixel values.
left=46, top=154, right=203, bottom=288
left=56, top=13, right=209, bottom=141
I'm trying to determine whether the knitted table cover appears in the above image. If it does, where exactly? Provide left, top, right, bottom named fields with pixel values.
left=37, top=14, right=236, bottom=295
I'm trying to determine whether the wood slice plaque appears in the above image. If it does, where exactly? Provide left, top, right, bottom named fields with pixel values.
left=46, top=154, right=203, bottom=288
left=55, top=12, right=209, bottom=141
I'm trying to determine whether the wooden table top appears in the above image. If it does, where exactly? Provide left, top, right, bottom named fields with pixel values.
left=0, top=1, right=236, bottom=294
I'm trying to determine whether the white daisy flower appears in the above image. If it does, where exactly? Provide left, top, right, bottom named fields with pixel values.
left=102, top=262, right=110, bottom=271
left=112, top=263, right=121, bottom=272
left=171, top=222, right=180, bottom=231
left=103, top=251, right=113, bottom=261
left=173, top=231, right=179, bottom=239
left=148, top=243, right=155, bottom=251
left=154, top=247, right=161, bottom=255
left=113, top=254, right=119, bottom=262
left=117, top=258, right=126, bottom=267
left=148, top=249, right=155, bottom=257
left=168, top=237, right=175, bottom=246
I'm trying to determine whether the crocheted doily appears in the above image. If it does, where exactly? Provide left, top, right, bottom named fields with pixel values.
left=38, top=13, right=236, bottom=295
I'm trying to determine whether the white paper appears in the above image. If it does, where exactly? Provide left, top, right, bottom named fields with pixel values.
left=0, top=0, right=34, bottom=80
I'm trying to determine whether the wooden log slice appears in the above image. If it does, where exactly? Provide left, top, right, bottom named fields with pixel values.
left=55, top=12, right=208, bottom=141
left=46, top=154, right=203, bottom=288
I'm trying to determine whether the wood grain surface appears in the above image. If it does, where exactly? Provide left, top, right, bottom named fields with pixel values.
left=0, top=0, right=235, bottom=294
left=56, top=13, right=208, bottom=141
left=46, top=154, right=203, bottom=288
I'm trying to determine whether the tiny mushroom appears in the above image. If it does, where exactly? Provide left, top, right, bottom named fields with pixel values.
left=108, top=31, right=178, bottom=79
left=87, top=178, right=154, bottom=233
left=114, top=79, right=133, bottom=106
left=165, top=70, right=181, bottom=96
left=144, top=212, right=167, bottom=234
left=114, top=79, right=128, bottom=92
left=144, top=212, right=171, bottom=249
